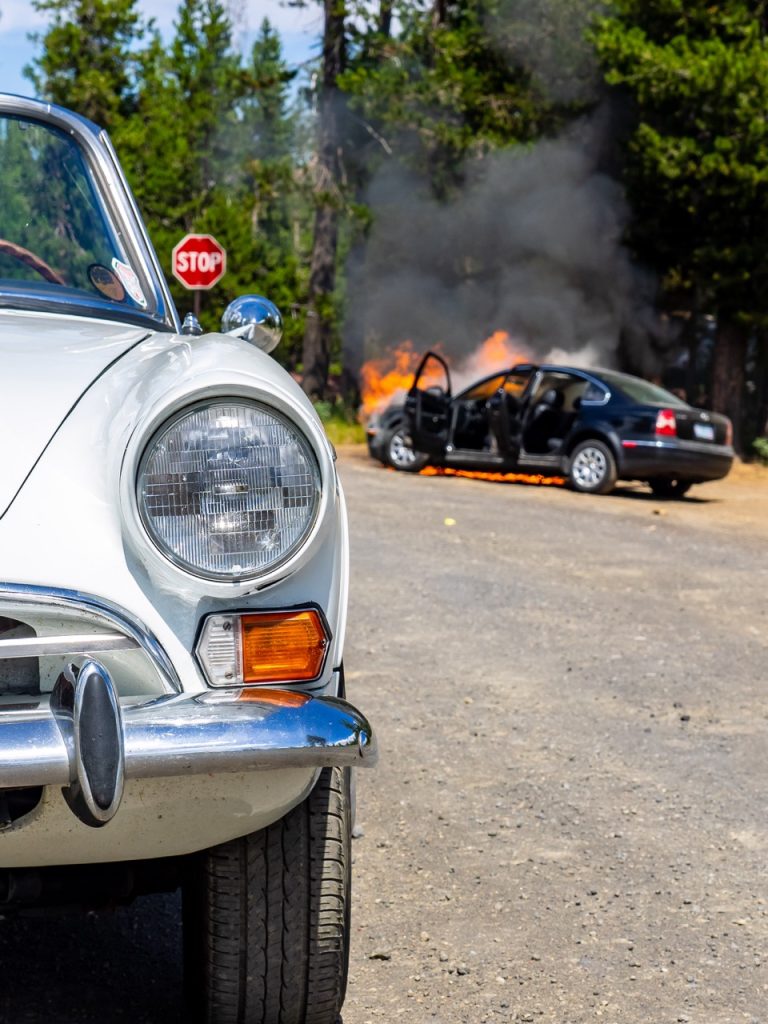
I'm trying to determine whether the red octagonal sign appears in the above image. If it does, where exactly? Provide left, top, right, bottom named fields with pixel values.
left=172, top=233, right=227, bottom=290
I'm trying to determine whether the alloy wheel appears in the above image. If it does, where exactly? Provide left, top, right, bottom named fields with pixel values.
left=388, top=431, right=418, bottom=468
left=571, top=446, right=607, bottom=488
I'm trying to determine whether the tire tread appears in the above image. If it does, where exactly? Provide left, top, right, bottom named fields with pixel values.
left=184, top=767, right=350, bottom=1024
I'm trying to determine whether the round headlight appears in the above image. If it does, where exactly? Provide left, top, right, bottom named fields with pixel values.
left=137, top=401, right=321, bottom=580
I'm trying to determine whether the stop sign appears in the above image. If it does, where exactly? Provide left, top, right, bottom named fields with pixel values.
left=172, top=233, right=227, bottom=290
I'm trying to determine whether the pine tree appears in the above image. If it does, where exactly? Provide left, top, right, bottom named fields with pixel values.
left=594, top=0, right=768, bottom=447
left=27, top=0, right=144, bottom=128
left=237, top=20, right=309, bottom=366
left=341, top=0, right=557, bottom=196
left=117, top=0, right=245, bottom=326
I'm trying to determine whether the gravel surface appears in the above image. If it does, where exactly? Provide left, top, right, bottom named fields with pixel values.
left=0, top=450, right=765, bottom=1023
left=341, top=450, right=768, bottom=1024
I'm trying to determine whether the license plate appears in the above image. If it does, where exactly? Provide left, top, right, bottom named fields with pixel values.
left=693, top=423, right=715, bottom=441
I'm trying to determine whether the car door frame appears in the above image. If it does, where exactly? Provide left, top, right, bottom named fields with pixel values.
left=482, top=367, right=538, bottom=465
left=404, top=351, right=453, bottom=456
left=517, top=368, right=598, bottom=465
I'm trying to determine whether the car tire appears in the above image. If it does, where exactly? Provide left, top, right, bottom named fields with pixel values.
left=382, top=424, right=429, bottom=473
left=649, top=478, right=692, bottom=499
left=183, top=766, right=351, bottom=1024
left=568, top=439, right=618, bottom=495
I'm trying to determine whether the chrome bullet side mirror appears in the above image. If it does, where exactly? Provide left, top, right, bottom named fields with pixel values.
left=221, top=295, right=283, bottom=353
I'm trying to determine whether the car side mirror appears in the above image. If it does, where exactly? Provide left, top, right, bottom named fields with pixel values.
left=221, top=295, right=283, bottom=353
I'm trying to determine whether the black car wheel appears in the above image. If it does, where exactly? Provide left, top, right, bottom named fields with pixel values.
left=183, top=766, right=351, bottom=1024
left=568, top=439, right=618, bottom=495
left=649, top=478, right=692, bottom=499
left=383, top=425, right=429, bottom=472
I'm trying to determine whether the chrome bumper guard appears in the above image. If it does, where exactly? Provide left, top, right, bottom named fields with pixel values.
left=0, top=660, right=377, bottom=828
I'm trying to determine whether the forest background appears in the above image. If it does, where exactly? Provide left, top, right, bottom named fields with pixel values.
left=2, top=0, right=768, bottom=456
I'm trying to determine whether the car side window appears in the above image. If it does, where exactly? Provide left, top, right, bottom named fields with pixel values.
left=503, top=372, right=530, bottom=398
left=461, top=374, right=508, bottom=401
left=582, top=381, right=609, bottom=404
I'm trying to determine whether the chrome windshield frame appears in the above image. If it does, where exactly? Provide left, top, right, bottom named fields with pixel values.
left=0, top=93, right=181, bottom=333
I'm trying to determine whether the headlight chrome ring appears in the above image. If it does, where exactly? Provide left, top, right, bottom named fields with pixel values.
left=137, top=399, right=321, bottom=581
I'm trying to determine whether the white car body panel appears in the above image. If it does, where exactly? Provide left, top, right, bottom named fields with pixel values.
left=0, top=767, right=317, bottom=867
left=0, top=310, right=149, bottom=516
left=0, top=323, right=344, bottom=675
left=0, top=93, right=374, bottom=879
left=0, top=324, right=353, bottom=865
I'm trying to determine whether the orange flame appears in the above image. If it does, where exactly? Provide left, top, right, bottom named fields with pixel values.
left=359, top=331, right=530, bottom=419
left=419, top=466, right=565, bottom=487
left=359, top=340, right=423, bottom=420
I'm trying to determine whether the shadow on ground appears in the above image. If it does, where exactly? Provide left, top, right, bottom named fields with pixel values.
left=0, top=892, right=183, bottom=1022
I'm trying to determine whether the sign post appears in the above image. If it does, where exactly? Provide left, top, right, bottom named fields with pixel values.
left=172, top=233, right=227, bottom=318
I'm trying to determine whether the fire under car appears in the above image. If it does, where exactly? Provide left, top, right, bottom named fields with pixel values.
left=367, top=352, right=734, bottom=497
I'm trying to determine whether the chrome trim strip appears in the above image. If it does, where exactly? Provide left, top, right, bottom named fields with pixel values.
left=99, top=132, right=181, bottom=333
left=0, top=584, right=180, bottom=693
left=0, top=686, right=377, bottom=791
left=623, top=439, right=732, bottom=456
left=0, top=633, right=138, bottom=659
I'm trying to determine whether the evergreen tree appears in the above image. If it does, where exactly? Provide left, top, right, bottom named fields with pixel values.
left=594, top=1, right=768, bottom=445
left=341, top=0, right=560, bottom=196
left=27, top=0, right=144, bottom=127
left=238, top=21, right=310, bottom=366
left=117, top=0, right=245, bottom=327
left=119, top=7, right=309, bottom=355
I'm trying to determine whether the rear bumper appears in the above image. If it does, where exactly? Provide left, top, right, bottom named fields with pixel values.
left=1, top=660, right=376, bottom=828
left=618, top=439, right=734, bottom=482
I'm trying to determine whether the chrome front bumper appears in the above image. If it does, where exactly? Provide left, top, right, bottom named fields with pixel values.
left=0, top=660, right=377, bottom=827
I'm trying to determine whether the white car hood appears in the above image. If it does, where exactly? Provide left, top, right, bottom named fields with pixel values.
left=0, top=310, right=150, bottom=517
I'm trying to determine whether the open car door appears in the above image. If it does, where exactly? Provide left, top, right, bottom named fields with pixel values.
left=485, top=368, right=532, bottom=462
left=404, top=351, right=452, bottom=456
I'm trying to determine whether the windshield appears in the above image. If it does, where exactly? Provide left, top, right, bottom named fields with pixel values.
left=0, top=113, right=159, bottom=320
left=598, top=370, right=690, bottom=409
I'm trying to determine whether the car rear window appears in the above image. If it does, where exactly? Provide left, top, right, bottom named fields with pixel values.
left=598, top=371, right=690, bottom=409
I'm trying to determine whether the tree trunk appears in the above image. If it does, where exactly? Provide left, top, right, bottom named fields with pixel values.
left=378, top=0, right=393, bottom=37
left=711, top=319, right=748, bottom=454
left=302, top=1, right=346, bottom=401
left=339, top=0, right=395, bottom=407
left=758, top=336, right=768, bottom=437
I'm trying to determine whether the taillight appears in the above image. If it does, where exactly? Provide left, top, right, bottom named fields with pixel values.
left=725, top=418, right=733, bottom=446
left=655, top=409, right=677, bottom=437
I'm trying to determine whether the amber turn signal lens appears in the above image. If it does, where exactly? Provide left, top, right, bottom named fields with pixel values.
left=240, top=610, right=328, bottom=684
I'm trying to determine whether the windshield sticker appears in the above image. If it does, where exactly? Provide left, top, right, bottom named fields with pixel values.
left=88, top=263, right=126, bottom=302
left=111, top=258, right=147, bottom=308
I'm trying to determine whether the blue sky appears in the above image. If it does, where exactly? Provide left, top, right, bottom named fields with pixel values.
left=0, top=0, right=320, bottom=98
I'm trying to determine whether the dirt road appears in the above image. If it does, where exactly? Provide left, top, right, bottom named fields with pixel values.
left=0, top=451, right=764, bottom=1023
left=341, top=449, right=768, bottom=1024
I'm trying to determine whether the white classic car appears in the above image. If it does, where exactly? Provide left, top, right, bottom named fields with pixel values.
left=0, top=93, right=377, bottom=1023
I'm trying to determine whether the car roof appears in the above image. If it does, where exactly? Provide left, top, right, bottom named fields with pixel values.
left=511, top=362, right=611, bottom=379
left=464, top=363, right=612, bottom=390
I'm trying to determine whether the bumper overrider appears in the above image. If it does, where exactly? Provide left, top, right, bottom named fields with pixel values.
left=1, top=661, right=377, bottom=829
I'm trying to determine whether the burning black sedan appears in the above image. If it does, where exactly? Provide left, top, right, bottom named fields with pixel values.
left=367, top=352, right=734, bottom=497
